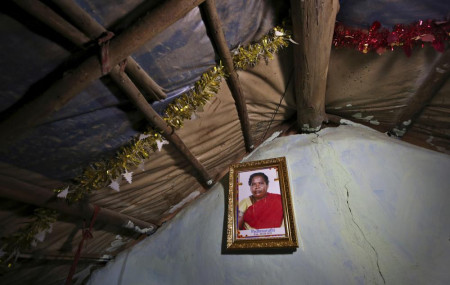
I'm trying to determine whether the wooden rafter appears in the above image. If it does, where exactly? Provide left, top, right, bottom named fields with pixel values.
left=200, top=0, right=254, bottom=152
left=0, top=0, right=205, bottom=139
left=391, top=49, right=450, bottom=137
left=109, top=67, right=214, bottom=187
left=13, top=0, right=90, bottom=46
left=49, top=0, right=167, bottom=101
left=11, top=252, right=110, bottom=263
left=125, top=60, right=167, bottom=101
left=14, top=0, right=212, bottom=188
left=290, top=0, right=339, bottom=132
left=0, top=173, right=157, bottom=233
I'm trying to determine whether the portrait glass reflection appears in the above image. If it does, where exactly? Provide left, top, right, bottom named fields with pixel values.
left=226, top=157, right=298, bottom=250
left=236, top=167, right=286, bottom=239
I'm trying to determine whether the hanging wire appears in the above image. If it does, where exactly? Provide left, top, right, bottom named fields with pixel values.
left=259, top=66, right=294, bottom=144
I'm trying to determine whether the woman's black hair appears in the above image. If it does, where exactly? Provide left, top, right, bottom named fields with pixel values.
left=248, top=172, right=269, bottom=186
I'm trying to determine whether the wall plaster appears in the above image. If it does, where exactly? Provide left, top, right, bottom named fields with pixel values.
left=88, top=123, right=450, bottom=285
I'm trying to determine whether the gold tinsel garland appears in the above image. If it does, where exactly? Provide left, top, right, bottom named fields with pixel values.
left=2, top=26, right=293, bottom=265
left=0, top=208, right=58, bottom=270
left=56, top=64, right=226, bottom=202
left=233, top=27, right=291, bottom=69
left=163, top=64, right=225, bottom=129
left=54, top=25, right=292, bottom=203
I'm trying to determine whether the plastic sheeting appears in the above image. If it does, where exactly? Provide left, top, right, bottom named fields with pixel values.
left=337, top=0, right=450, bottom=28
left=0, top=44, right=295, bottom=285
left=326, top=46, right=441, bottom=130
left=0, top=0, right=288, bottom=180
left=1, top=1, right=449, bottom=283
left=87, top=48, right=295, bottom=222
left=1, top=0, right=448, bottom=180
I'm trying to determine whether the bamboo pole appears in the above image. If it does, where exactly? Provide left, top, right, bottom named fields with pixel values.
left=49, top=0, right=167, bottom=101
left=15, top=0, right=212, bottom=187
left=200, top=0, right=254, bottom=152
left=13, top=252, right=110, bottom=263
left=125, top=60, right=166, bottom=101
left=0, top=174, right=157, bottom=233
left=109, top=67, right=214, bottom=187
left=390, top=50, right=450, bottom=137
left=1, top=0, right=205, bottom=139
left=13, top=0, right=90, bottom=46
left=290, top=0, right=339, bottom=132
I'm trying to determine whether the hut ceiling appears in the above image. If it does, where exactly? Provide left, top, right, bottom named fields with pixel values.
left=0, top=0, right=448, bottom=283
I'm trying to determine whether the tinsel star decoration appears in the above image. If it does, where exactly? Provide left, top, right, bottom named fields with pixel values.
left=56, top=186, right=69, bottom=199
left=122, top=169, right=133, bottom=184
left=156, top=139, right=169, bottom=151
left=109, top=178, right=120, bottom=192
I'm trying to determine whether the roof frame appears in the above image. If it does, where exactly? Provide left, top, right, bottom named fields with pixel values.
left=12, top=0, right=213, bottom=188
left=200, top=0, right=254, bottom=152
left=0, top=173, right=157, bottom=234
left=49, top=0, right=167, bottom=101
left=391, top=49, right=450, bottom=137
left=290, top=0, right=339, bottom=132
left=0, top=0, right=206, bottom=139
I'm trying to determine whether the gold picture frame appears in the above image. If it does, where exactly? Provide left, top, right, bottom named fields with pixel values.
left=226, top=157, right=298, bottom=250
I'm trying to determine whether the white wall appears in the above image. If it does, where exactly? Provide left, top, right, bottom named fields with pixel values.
left=88, top=123, right=450, bottom=285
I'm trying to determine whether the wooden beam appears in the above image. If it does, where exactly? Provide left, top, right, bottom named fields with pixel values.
left=15, top=0, right=211, bottom=187
left=14, top=253, right=110, bottom=263
left=109, top=66, right=214, bottom=187
left=49, top=0, right=167, bottom=101
left=14, top=252, right=109, bottom=263
left=13, top=0, right=90, bottom=47
left=50, top=0, right=105, bottom=38
left=0, top=174, right=157, bottom=234
left=125, top=59, right=167, bottom=101
left=200, top=0, right=254, bottom=152
left=325, top=113, right=344, bottom=125
left=390, top=50, right=450, bottom=137
left=0, top=0, right=205, bottom=139
left=290, top=0, right=339, bottom=132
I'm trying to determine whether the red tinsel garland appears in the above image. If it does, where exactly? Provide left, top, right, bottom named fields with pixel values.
left=333, top=19, right=450, bottom=57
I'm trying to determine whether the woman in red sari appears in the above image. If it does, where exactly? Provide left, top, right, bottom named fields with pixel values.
left=238, top=172, right=284, bottom=230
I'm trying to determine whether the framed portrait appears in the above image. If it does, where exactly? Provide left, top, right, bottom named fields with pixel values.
left=226, top=157, right=298, bottom=250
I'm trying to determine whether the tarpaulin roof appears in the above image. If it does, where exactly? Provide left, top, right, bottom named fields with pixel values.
left=0, top=0, right=448, bottom=283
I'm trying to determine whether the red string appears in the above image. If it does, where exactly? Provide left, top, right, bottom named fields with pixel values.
left=119, top=58, right=128, bottom=73
left=98, top=31, right=115, bottom=75
left=65, top=205, right=100, bottom=285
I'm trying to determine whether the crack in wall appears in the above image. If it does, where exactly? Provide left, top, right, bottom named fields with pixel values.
left=346, top=185, right=386, bottom=284
left=311, top=133, right=386, bottom=284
